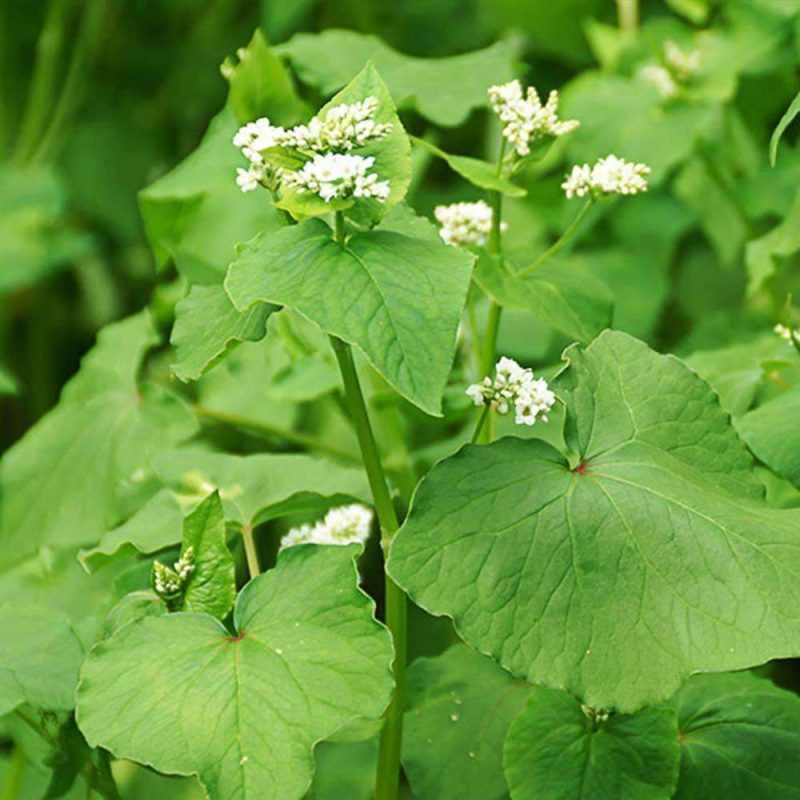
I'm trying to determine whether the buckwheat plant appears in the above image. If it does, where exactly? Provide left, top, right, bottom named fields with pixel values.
left=8, top=22, right=800, bottom=800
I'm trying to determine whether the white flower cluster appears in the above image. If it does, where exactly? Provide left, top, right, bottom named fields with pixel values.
left=467, top=356, right=555, bottom=426
left=663, top=40, right=701, bottom=82
left=638, top=65, right=678, bottom=99
left=562, top=155, right=650, bottom=199
left=233, top=97, right=393, bottom=200
left=280, top=504, right=373, bottom=550
left=488, top=80, right=579, bottom=157
left=434, top=200, right=505, bottom=247
left=774, top=323, right=800, bottom=346
left=283, top=153, right=390, bottom=203
left=153, top=546, right=195, bottom=601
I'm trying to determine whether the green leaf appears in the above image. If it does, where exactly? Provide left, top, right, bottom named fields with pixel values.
left=275, top=64, right=411, bottom=226
left=736, top=385, right=800, bottom=483
left=388, top=331, right=800, bottom=711
left=222, top=30, right=306, bottom=125
left=473, top=253, right=612, bottom=343
left=176, top=492, right=235, bottom=619
left=171, top=284, right=276, bottom=382
left=101, top=591, right=166, bottom=639
left=745, top=186, right=800, bottom=294
left=671, top=672, right=800, bottom=799
left=225, top=216, right=473, bottom=416
left=503, top=687, right=679, bottom=800
left=770, top=90, right=800, bottom=165
left=410, top=137, right=525, bottom=197
left=0, top=313, right=197, bottom=572
left=139, top=109, right=285, bottom=282
left=76, top=546, right=393, bottom=800
left=403, top=644, right=530, bottom=800
left=0, top=605, right=84, bottom=716
left=0, top=364, right=18, bottom=396
left=278, top=32, right=516, bottom=127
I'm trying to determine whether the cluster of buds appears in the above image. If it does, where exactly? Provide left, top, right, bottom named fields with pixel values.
left=233, top=97, right=393, bottom=202
left=282, top=153, right=390, bottom=203
left=434, top=200, right=505, bottom=247
left=562, top=155, right=650, bottom=199
left=280, top=504, right=373, bottom=550
left=488, top=80, right=579, bottom=157
left=467, top=357, right=555, bottom=426
left=774, top=323, right=800, bottom=347
left=639, top=40, right=701, bottom=99
left=152, top=546, right=195, bottom=607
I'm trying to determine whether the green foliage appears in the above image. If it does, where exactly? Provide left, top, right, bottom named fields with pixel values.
left=503, top=688, right=679, bottom=799
left=76, top=546, right=393, bottom=800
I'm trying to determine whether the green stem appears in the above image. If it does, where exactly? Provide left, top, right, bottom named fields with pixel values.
left=0, top=746, right=25, bottom=800
left=330, top=212, right=406, bottom=800
left=191, top=404, right=359, bottom=464
left=514, top=199, right=593, bottom=278
left=32, top=0, right=108, bottom=164
left=13, top=0, right=73, bottom=164
left=241, top=525, right=261, bottom=578
left=470, top=405, right=490, bottom=444
left=617, top=0, right=639, bottom=32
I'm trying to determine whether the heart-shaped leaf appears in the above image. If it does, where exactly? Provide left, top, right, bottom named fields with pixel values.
left=225, top=216, right=473, bottom=416
left=503, top=686, right=679, bottom=800
left=389, top=331, right=800, bottom=710
left=76, top=546, right=393, bottom=800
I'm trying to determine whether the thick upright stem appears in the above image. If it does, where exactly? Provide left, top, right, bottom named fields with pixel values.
left=515, top=199, right=593, bottom=278
left=241, top=525, right=261, bottom=578
left=330, top=213, right=406, bottom=800
left=617, top=0, right=639, bottom=32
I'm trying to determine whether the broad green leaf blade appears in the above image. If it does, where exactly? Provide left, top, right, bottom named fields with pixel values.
left=473, top=254, right=612, bottom=343
left=277, top=32, right=516, bottom=127
left=76, top=546, right=394, bottom=800
left=171, top=284, right=276, bottom=382
left=78, top=490, right=185, bottom=574
left=389, top=332, right=800, bottom=710
left=0, top=605, right=84, bottom=716
left=410, top=137, right=526, bottom=197
left=276, top=64, right=411, bottom=226
left=671, top=672, right=800, bottom=799
left=403, top=644, right=530, bottom=800
left=736, top=386, right=800, bottom=483
left=179, top=492, right=235, bottom=619
left=503, top=687, right=679, bottom=800
left=222, top=30, right=306, bottom=125
left=139, top=110, right=285, bottom=282
left=225, top=217, right=473, bottom=415
left=0, top=313, right=197, bottom=572
left=770, top=90, right=800, bottom=165
left=558, top=330, right=762, bottom=500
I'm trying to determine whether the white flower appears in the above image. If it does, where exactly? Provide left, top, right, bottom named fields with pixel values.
left=236, top=166, right=263, bottom=192
left=663, top=40, right=701, bottom=82
left=466, top=356, right=555, bottom=426
left=280, top=504, right=374, bottom=550
left=233, top=117, right=287, bottom=152
left=562, top=155, right=650, bottom=199
left=434, top=200, right=505, bottom=247
left=153, top=546, right=195, bottom=601
left=638, top=64, right=678, bottom=98
left=488, top=80, right=579, bottom=157
left=283, top=153, right=390, bottom=203
left=775, top=323, right=800, bottom=346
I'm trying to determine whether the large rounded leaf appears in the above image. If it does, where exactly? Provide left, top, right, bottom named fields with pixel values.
left=389, top=331, right=800, bottom=710
left=76, top=546, right=393, bottom=800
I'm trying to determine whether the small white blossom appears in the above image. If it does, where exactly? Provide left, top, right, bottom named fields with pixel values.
left=562, top=155, right=650, bottom=199
left=236, top=166, right=263, bottom=192
left=774, top=323, right=800, bottom=346
left=488, top=80, right=579, bottom=157
left=467, top=356, right=555, bottom=426
left=663, top=40, right=701, bottom=82
left=434, top=200, right=506, bottom=247
left=280, top=504, right=374, bottom=550
left=638, top=64, right=678, bottom=98
left=283, top=153, right=390, bottom=203
left=153, top=546, right=195, bottom=604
